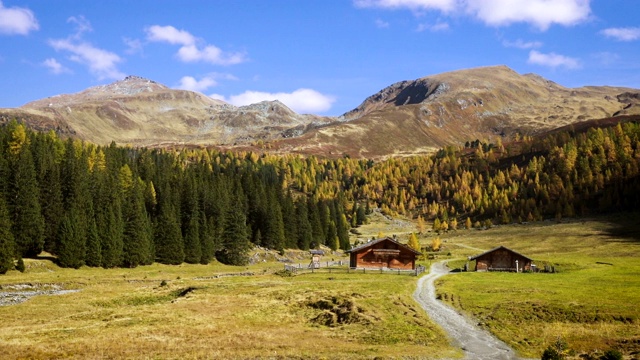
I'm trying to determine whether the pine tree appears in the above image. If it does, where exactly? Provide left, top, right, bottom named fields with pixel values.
left=307, top=198, right=323, bottom=248
left=84, top=216, right=102, bottom=267
left=408, top=233, right=421, bottom=252
left=337, top=213, right=350, bottom=251
left=122, top=178, right=153, bottom=267
left=6, top=122, right=45, bottom=257
left=326, top=221, right=338, bottom=251
left=0, top=196, right=15, bottom=274
left=154, top=200, right=184, bottom=265
left=183, top=209, right=202, bottom=264
left=57, top=208, right=86, bottom=269
left=281, top=192, right=298, bottom=249
left=263, top=191, right=285, bottom=252
left=99, top=202, right=124, bottom=268
left=199, top=213, right=216, bottom=264
left=295, top=200, right=312, bottom=250
left=355, top=204, right=367, bottom=226
left=216, top=186, right=252, bottom=266
left=31, top=132, right=64, bottom=254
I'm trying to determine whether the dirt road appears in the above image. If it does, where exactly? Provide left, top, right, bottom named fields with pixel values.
left=413, top=261, right=524, bottom=360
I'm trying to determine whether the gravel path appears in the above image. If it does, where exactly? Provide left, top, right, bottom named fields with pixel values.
left=413, top=261, right=524, bottom=360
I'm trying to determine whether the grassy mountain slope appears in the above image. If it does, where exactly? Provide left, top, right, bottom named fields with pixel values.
left=268, top=66, right=638, bottom=158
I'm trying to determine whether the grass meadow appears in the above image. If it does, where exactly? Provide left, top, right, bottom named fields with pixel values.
left=0, top=254, right=455, bottom=359
left=434, top=213, right=640, bottom=358
left=1, top=213, right=639, bottom=359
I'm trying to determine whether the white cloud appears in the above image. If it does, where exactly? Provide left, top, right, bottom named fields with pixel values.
left=375, top=19, right=390, bottom=28
left=416, top=21, right=449, bottom=32
left=600, top=27, right=640, bottom=42
left=592, top=52, right=619, bottom=66
left=354, top=0, right=592, bottom=31
left=146, top=25, right=246, bottom=65
left=49, top=39, right=124, bottom=80
left=502, top=39, right=543, bottom=49
left=176, top=43, right=245, bottom=65
left=527, top=50, right=580, bottom=69
left=215, top=89, right=336, bottom=114
left=176, top=76, right=218, bottom=92
left=464, top=0, right=591, bottom=30
left=355, top=0, right=457, bottom=12
left=145, top=25, right=195, bottom=45
left=48, top=16, right=124, bottom=80
left=123, top=37, right=143, bottom=55
left=67, top=15, right=92, bottom=38
left=209, top=93, right=226, bottom=102
left=0, top=1, right=38, bottom=35
left=42, top=58, right=70, bottom=74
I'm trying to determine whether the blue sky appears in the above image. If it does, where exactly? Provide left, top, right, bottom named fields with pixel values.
left=1, top=0, right=639, bottom=116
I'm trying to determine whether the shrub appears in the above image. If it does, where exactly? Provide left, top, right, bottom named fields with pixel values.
left=16, top=257, right=25, bottom=272
left=541, top=338, right=568, bottom=360
left=600, top=349, right=623, bottom=360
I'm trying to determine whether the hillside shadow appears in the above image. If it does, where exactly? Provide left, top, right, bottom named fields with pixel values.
left=599, top=212, right=640, bottom=244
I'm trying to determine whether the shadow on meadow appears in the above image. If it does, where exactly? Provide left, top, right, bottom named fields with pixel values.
left=600, top=212, right=640, bottom=243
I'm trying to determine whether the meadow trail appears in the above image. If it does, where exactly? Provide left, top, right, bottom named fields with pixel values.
left=413, top=262, right=526, bottom=360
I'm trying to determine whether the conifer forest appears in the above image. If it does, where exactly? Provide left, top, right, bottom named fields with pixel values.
left=0, top=117, right=639, bottom=272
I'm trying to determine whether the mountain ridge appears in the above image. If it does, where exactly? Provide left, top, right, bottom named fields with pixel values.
left=1, top=65, right=638, bottom=157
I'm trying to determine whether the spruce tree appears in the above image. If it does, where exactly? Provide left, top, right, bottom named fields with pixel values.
left=99, top=202, right=124, bottom=268
left=57, top=208, right=86, bottom=269
left=0, top=196, right=15, bottom=274
left=84, top=216, right=102, bottom=267
left=199, top=213, right=216, bottom=264
left=31, top=131, right=64, bottom=254
left=307, top=198, right=324, bottom=248
left=122, top=178, right=153, bottom=267
left=282, top=192, right=298, bottom=249
left=154, top=200, right=184, bottom=265
left=263, top=191, right=285, bottom=252
left=7, top=123, right=45, bottom=257
left=295, top=200, right=312, bottom=250
left=216, top=186, right=252, bottom=265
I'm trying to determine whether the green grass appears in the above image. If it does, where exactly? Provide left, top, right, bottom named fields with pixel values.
left=2, top=215, right=639, bottom=359
left=0, top=255, right=456, bottom=359
left=435, top=214, right=640, bottom=358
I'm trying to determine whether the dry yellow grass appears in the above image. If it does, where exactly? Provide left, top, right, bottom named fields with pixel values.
left=0, top=256, right=456, bottom=360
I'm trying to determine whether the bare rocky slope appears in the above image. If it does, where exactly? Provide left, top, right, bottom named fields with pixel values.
left=1, top=67, right=638, bottom=157
left=269, top=65, right=639, bottom=158
left=0, top=76, right=332, bottom=146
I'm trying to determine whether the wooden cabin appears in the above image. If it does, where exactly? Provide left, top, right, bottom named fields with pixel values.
left=309, top=249, right=324, bottom=269
left=347, top=237, right=421, bottom=270
left=468, top=246, right=532, bottom=272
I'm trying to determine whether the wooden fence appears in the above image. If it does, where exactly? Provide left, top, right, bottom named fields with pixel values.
left=283, top=263, right=426, bottom=276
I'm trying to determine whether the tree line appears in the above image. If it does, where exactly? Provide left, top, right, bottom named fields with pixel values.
left=0, top=121, right=352, bottom=272
left=1, top=117, right=639, bottom=273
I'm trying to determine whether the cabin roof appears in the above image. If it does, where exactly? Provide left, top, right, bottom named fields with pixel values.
left=309, top=250, right=325, bottom=255
left=347, top=237, right=422, bottom=255
left=468, top=245, right=533, bottom=261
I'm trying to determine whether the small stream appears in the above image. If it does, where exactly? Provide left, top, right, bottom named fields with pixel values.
left=0, top=283, right=79, bottom=306
left=413, top=261, right=526, bottom=360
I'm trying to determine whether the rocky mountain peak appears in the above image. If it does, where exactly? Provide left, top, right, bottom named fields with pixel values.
left=86, top=75, right=168, bottom=97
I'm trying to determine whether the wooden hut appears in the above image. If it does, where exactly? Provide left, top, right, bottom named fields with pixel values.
left=309, top=249, right=324, bottom=268
left=468, top=246, right=532, bottom=272
left=347, top=237, right=421, bottom=270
